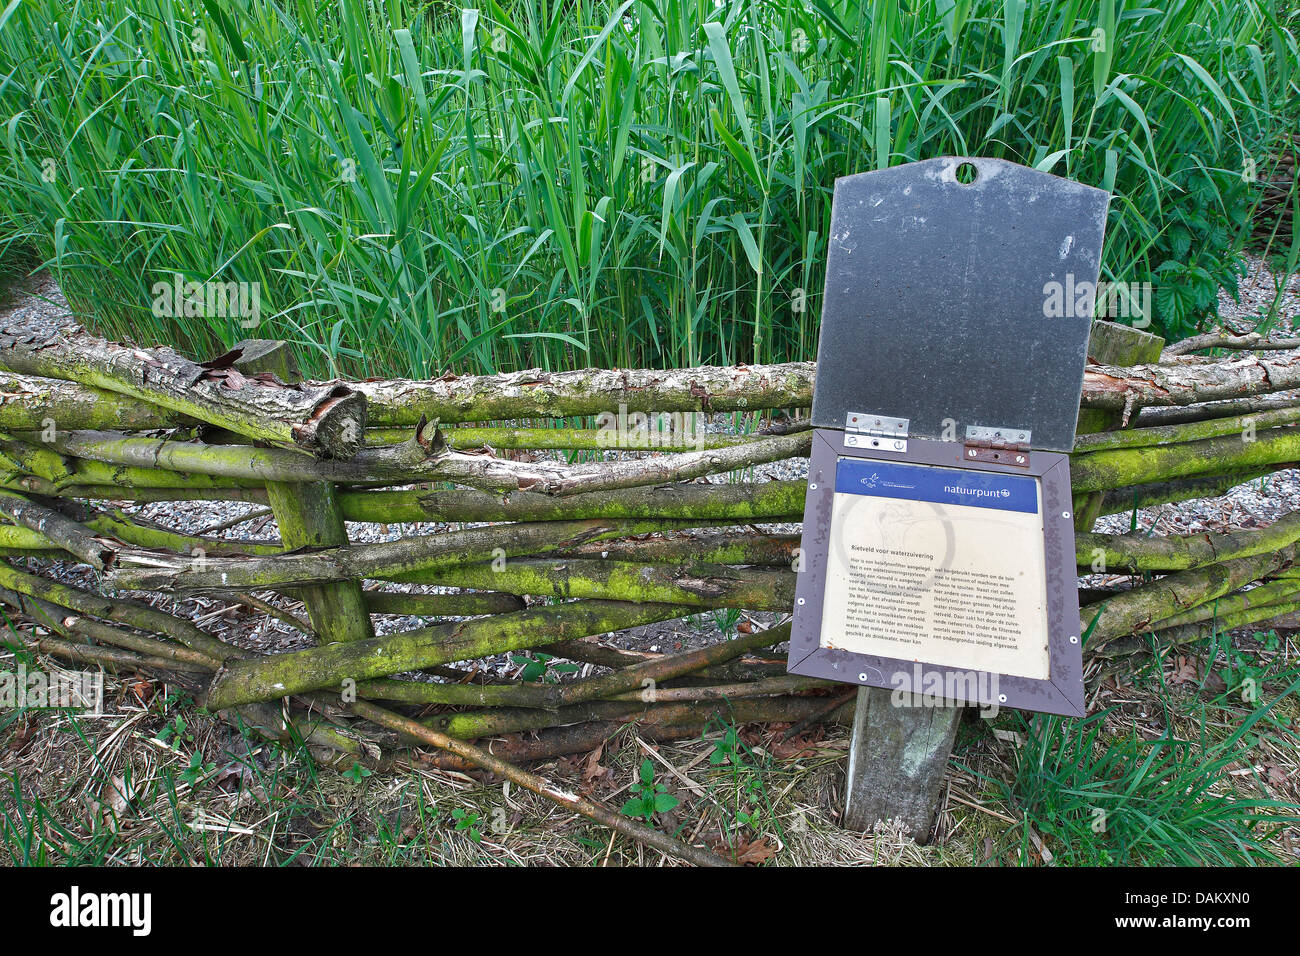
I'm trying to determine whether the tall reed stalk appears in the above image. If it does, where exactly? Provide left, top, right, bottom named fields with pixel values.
left=0, top=0, right=1295, bottom=377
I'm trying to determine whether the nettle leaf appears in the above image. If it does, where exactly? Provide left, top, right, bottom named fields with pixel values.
left=639, top=758, right=654, bottom=785
left=653, top=792, right=679, bottom=813
left=1169, top=227, right=1192, bottom=260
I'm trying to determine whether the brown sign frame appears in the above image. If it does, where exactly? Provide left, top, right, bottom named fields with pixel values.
left=787, top=429, right=1084, bottom=717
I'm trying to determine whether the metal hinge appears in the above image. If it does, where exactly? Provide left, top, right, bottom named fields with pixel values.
left=845, top=412, right=909, bottom=453
left=964, top=425, right=1031, bottom=467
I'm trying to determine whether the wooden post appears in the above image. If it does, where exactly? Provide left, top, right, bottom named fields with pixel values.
left=232, top=340, right=374, bottom=644
left=842, top=687, right=962, bottom=842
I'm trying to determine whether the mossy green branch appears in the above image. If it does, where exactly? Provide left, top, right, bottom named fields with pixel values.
left=1073, top=407, right=1300, bottom=453
left=0, top=373, right=188, bottom=431
left=1082, top=545, right=1298, bottom=645
left=1078, top=510, right=1300, bottom=572
left=357, top=621, right=792, bottom=710
left=1070, top=426, right=1300, bottom=493
left=109, top=518, right=718, bottom=592
left=394, top=557, right=795, bottom=610
left=0, top=562, right=243, bottom=662
left=39, top=426, right=812, bottom=498
left=336, top=480, right=807, bottom=524
left=204, top=599, right=691, bottom=710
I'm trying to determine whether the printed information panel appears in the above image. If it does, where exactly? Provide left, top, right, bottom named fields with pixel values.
left=821, top=458, right=1049, bottom=680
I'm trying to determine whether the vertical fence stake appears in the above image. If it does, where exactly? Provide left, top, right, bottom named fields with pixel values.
left=233, top=339, right=374, bottom=644
left=842, top=686, right=961, bottom=842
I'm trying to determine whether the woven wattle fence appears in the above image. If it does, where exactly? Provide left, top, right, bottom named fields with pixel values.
left=1, top=320, right=1298, bottom=865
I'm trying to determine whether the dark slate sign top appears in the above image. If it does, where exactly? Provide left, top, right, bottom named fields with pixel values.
left=810, top=157, right=1109, bottom=452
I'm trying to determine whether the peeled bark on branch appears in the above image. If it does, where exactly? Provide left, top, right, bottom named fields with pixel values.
left=1134, top=396, right=1300, bottom=428
left=0, top=491, right=118, bottom=569
left=1080, top=349, right=1300, bottom=419
left=394, top=428, right=812, bottom=496
left=204, top=599, right=691, bottom=710
left=40, top=426, right=811, bottom=497
left=1162, top=331, right=1300, bottom=356
left=109, top=518, right=690, bottom=592
left=0, top=329, right=366, bottom=457
left=347, top=363, right=815, bottom=425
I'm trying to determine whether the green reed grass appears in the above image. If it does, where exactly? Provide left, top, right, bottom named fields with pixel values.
left=0, top=0, right=1296, bottom=378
